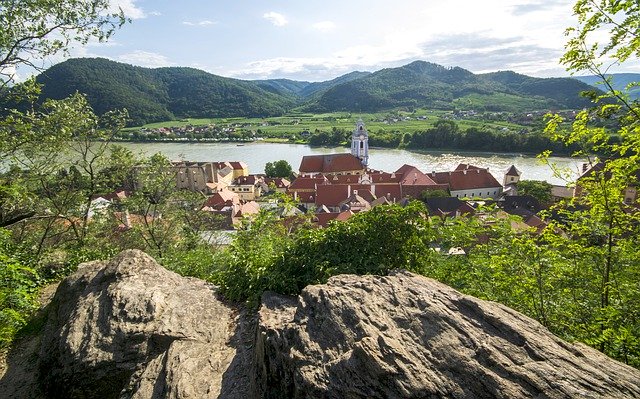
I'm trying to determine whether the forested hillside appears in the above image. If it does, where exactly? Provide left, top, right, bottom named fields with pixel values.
left=34, top=58, right=296, bottom=125
left=307, top=61, right=597, bottom=112
left=29, top=58, right=598, bottom=126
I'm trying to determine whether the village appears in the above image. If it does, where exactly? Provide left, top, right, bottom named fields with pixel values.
left=89, top=120, right=637, bottom=244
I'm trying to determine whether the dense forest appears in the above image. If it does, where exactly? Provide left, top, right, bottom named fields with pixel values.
left=2, top=0, right=640, bottom=378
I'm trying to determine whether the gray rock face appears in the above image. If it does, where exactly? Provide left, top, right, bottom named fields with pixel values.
left=35, top=251, right=640, bottom=398
left=39, top=250, right=239, bottom=399
left=256, top=271, right=640, bottom=399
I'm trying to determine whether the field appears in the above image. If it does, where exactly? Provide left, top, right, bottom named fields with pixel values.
left=124, top=109, right=533, bottom=137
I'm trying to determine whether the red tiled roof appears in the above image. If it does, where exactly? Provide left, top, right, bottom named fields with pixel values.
left=432, top=169, right=502, bottom=191
left=203, top=190, right=240, bottom=209
left=235, top=201, right=260, bottom=217
left=295, top=191, right=316, bottom=204
left=229, top=161, right=248, bottom=170
left=373, top=184, right=402, bottom=202
left=394, top=165, right=439, bottom=186
left=264, top=177, right=291, bottom=188
left=315, top=184, right=350, bottom=207
left=313, top=212, right=339, bottom=227
left=339, top=193, right=371, bottom=212
left=335, top=210, right=354, bottom=221
left=351, top=188, right=375, bottom=202
left=505, top=165, right=521, bottom=176
left=234, top=175, right=260, bottom=185
left=327, top=174, right=362, bottom=184
left=369, top=172, right=403, bottom=184
left=289, top=176, right=327, bottom=191
left=455, top=163, right=483, bottom=171
left=299, top=154, right=364, bottom=174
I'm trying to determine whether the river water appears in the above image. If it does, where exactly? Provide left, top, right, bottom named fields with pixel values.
left=118, top=142, right=582, bottom=185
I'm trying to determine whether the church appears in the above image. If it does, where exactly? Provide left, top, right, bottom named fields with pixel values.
left=298, top=119, right=369, bottom=176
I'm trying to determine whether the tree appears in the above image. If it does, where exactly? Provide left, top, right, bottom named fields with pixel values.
left=264, top=160, right=293, bottom=178
left=517, top=180, right=553, bottom=203
left=0, top=0, right=126, bottom=84
left=541, top=0, right=640, bottom=365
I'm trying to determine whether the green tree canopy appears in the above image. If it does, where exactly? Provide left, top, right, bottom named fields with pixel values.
left=517, top=180, right=553, bottom=203
left=264, top=160, right=293, bottom=178
left=0, top=0, right=126, bottom=84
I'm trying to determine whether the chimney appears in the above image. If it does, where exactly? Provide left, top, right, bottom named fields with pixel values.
left=463, top=169, right=467, bottom=175
left=353, top=189, right=358, bottom=195
left=431, top=171, right=436, bottom=177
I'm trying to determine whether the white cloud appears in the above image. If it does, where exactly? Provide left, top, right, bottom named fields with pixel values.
left=263, top=12, right=288, bottom=27
left=110, top=0, right=146, bottom=19
left=183, top=20, right=216, bottom=27
left=117, top=51, right=174, bottom=68
left=312, top=21, right=336, bottom=33
left=149, top=11, right=162, bottom=17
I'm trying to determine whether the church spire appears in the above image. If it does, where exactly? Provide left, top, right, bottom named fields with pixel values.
left=351, top=119, right=369, bottom=167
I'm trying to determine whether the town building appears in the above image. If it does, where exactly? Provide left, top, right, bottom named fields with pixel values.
left=350, top=119, right=369, bottom=167
left=431, top=164, right=503, bottom=199
left=298, top=120, right=371, bottom=176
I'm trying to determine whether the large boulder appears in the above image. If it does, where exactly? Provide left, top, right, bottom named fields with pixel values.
left=256, top=271, right=640, bottom=398
left=39, top=249, right=242, bottom=399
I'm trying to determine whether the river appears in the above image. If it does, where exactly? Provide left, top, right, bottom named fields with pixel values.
left=117, top=141, right=582, bottom=185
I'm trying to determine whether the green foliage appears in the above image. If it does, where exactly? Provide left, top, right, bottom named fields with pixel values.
left=517, top=180, right=553, bottom=203
left=264, top=160, right=293, bottom=178
left=420, top=189, right=450, bottom=199
left=0, top=0, right=126, bottom=84
left=0, top=229, right=39, bottom=348
left=216, top=202, right=436, bottom=304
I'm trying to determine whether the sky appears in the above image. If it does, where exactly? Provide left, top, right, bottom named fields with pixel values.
left=32, top=0, right=640, bottom=82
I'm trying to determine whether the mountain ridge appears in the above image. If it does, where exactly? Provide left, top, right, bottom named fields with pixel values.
left=28, top=57, right=600, bottom=126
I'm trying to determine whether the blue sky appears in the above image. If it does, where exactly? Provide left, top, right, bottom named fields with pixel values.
left=38, top=0, right=640, bottom=82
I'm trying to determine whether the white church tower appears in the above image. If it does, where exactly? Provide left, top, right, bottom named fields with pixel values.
left=351, top=119, right=369, bottom=167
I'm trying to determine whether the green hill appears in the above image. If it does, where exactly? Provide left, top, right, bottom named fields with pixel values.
left=34, top=58, right=295, bottom=126
left=305, top=61, right=597, bottom=112
left=26, top=58, right=601, bottom=125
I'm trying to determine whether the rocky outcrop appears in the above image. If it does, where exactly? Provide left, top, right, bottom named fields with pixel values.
left=256, top=271, right=640, bottom=399
left=38, top=249, right=247, bottom=399
left=28, top=251, right=640, bottom=398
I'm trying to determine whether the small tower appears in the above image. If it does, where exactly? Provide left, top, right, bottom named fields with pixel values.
left=351, top=119, right=369, bottom=167
left=504, top=165, right=521, bottom=186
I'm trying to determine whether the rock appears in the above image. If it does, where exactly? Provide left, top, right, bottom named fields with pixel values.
left=38, top=249, right=241, bottom=399
left=256, top=271, right=640, bottom=398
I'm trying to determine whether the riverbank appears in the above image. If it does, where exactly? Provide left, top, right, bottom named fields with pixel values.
left=115, top=141, right=581, bottom=184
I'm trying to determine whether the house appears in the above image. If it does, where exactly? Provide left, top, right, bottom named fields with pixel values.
left=575, top=161, right=639, bottom=204
left=394, top=164, right=448, bottom=198
left=288, top=176, right=328, bottom=209
left=202, top=189, right=260, bottom=227
left=263, top=177, right=291, bottom=193
left=229, top=175, right=263, bottom=201
left=504, top=165, right=521, bottom=186
left=338, top=191, right=372, bottom=213
left=298, top=153, right=366, bottom=176
left=423, top=197, right=475, bottom=218
left=173, top=161, right=249, bottom=193
left=312, top=210, right=354, bottom=227
left=431, top=164, right=503, bottom=199
left=315, top=185, right=350, bottom=212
